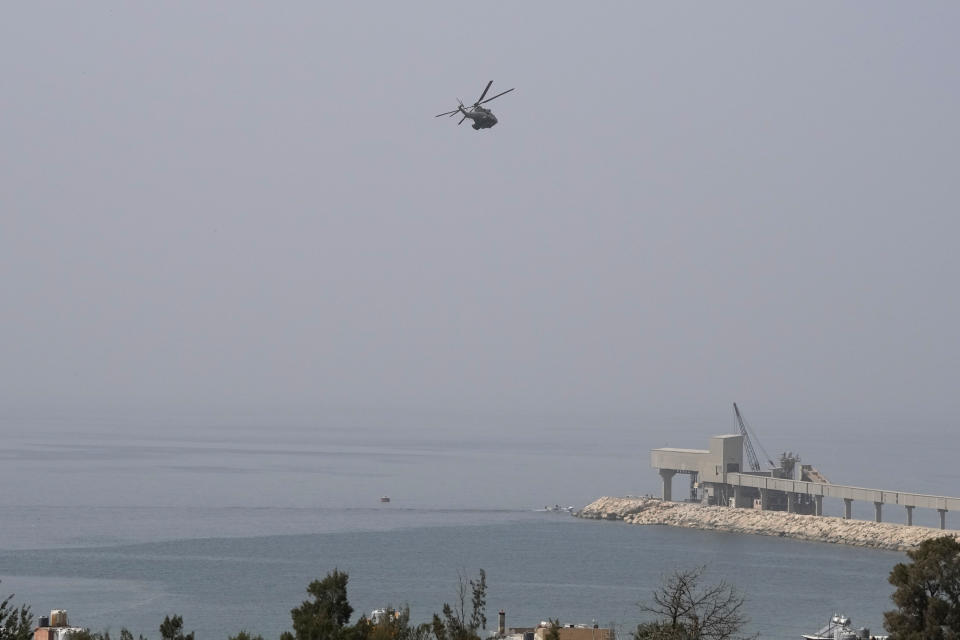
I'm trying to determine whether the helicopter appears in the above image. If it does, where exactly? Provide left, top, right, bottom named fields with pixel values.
left=435, top=80, right=514, bottom=130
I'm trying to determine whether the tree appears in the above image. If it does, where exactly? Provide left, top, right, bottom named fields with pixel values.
left=159, top=615, right=193, bottom=640
left=884, top=535, right=960, bottom=640
left=282, top=569, right=355, bottom=640
left=73, top=627, right=144, bottom=640
left=0, top=582, right=33, bottom=640
left=121, top=628, right=148, bottom=640
left=71, top=631, right=109, bottom=640
left=430, top=570, right=488, bottom=640
left=354, top=607, right=431, bottom=640
left=543, top=619, right=562, bottom=640
left=634, top=566, right=753, bottom=640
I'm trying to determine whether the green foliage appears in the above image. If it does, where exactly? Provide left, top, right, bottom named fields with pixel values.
left=74, top=627, right=143, bottom=640
left=633, top=622, right=692, bottom=640
left=74, top=627, right=146, bottom=640
left=544, top=619, right=562, bottom=640
left=0, top=582, right=34, bottom=640
left=431, top=605, right=466, bottom=640
left=354, top=607, right=431, bottom=640
left=282, top=569, right=355, bottom=640
left=468, top=571, right=486, bottom=634
left=884, top=536, right=960, bottom=640
left=159, top=615, right=194, bottom=640
left=429, top=570, right=488, bottom=640
left=228, top=632, right=265, bottom=640
left=634, top=567, right=752, bottom=640
left=71, top=631, right=109, bottom=640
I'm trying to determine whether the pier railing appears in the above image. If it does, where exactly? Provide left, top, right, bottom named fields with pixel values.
left=727, top=473, right=960, bottom=510
left=727, top=472, right=959, bottom=527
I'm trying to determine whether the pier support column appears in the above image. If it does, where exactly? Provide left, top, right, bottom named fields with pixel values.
left=659, top=469, right=676, bottom=502
left=939, top=509, right=947, bottom=530
left=844, top=498, right=853, bottom=519
left=814, top=495, right=823, bottom=516
left=732, top=485, right=741, bottom=508
left=759, top=488, right=769, bottom=511
left=905, top=506, right=914, bottom=526
left=786, top=493, right=796, bottom=513
left=874, top=502, right=883, bottom=523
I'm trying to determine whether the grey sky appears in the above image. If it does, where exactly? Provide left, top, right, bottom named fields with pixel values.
left=3, top=3, right=959, bottom=426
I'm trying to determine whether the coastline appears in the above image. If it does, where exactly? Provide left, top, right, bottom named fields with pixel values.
left=577, top=496, right=960, bottom=551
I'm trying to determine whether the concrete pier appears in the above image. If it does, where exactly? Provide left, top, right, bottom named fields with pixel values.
left=659, top=469, right=675, bottom=502
left=651, top=434, right=960, bottom=528
left=580, top=496, right=960, bottom=552
left=726, top=472, right=960, bottom=528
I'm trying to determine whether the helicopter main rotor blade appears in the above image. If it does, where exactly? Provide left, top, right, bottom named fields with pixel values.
left=458, top=115, right=466, bottom=125
left=478, top=87, right=514, bottom=105
left=475, top=80, right=493, bottom=105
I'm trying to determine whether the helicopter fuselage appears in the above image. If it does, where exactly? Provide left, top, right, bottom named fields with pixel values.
left=460, top=105, right=498, bottom=129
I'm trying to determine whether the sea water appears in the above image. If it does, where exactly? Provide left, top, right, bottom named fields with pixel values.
left=1, top=410, right=953, bottom=639
left=0, top=508, right=900, bottom=640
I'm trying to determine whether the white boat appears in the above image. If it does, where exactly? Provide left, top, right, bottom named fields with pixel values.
left=802, top=614, right=886, bottom=640
left=542, top=504, right=575, bottom=513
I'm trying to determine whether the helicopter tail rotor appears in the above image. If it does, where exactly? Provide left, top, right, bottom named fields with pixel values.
left=436, top=99, right=469, bottom=119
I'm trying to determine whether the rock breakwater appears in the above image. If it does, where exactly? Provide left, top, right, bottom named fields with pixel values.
left=577, top=496, right=960, bottom=551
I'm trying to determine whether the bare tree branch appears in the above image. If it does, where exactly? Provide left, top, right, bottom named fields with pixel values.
left=636, top=567, right=754, bottom=640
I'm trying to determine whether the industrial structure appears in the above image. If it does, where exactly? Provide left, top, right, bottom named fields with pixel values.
left=34, top=610, right=84, bottom=640
left=650, top=405, right=959, bottom=529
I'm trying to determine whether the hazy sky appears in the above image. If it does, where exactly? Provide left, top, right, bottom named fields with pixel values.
left=3, top=3, right=959, bottom=426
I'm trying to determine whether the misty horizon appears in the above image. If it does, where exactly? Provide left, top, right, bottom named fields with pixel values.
left=3, top=4, right=959, bottom=428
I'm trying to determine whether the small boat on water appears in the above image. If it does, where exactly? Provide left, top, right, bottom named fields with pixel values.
left=380, top=496, right=390, bottom=503
left=542, top=504, right=575, bottom=513
left=802, top=614, right=887, bottom=640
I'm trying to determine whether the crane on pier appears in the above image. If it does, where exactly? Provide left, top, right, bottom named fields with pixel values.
left=733, top=402, right=775, bottom=472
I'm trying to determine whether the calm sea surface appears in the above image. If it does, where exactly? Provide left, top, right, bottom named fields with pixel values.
left=0, top=509, right=901, bottom=640
left=2, top=410, right=956, bottom=639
